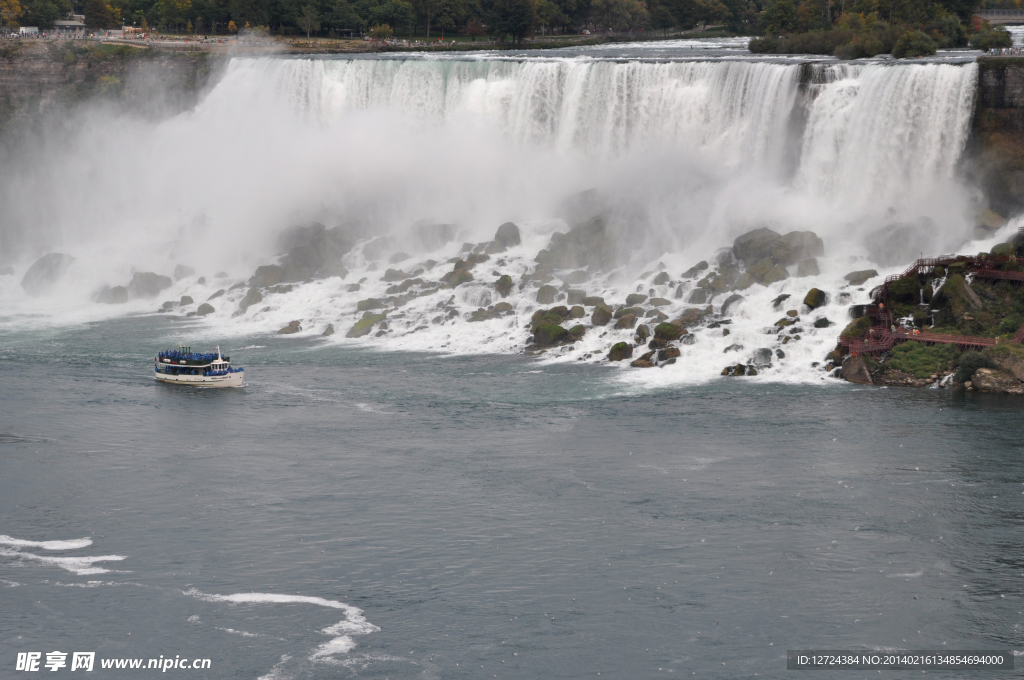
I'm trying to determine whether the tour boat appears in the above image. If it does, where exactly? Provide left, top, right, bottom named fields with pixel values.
left=154, top=344, right=244, bottom=387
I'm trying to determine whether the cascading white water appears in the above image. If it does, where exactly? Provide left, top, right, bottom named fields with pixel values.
left=0, top=53, right=1003, bottom=384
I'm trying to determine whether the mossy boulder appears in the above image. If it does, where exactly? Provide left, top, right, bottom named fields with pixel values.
left=614, top=305, right=645, bottom=319
left=357, top=298, right=385, bottom=311
left=803, top=288, right=828, bottom=309
left=635, top=324, right=651, bottom=341
left=681, top=261, right=709, bottom=278
left=626, top=293, right=648, bottom=305
left=732, top=272, right=756, bottom=290
left=495, top=275, right=513, bottom=297
left=567, top=289, right=586, bottom=305
left=568, top=325, right=586, bottom=341
left=991, top=242, right=1014, bottom=257
left=447, top=269, right=474, bottom=288
left=608, top=342, right=633, bottom=361
left=534, top=323, right=570, bottom=347
left=592, top=305, right=612, bottom=326
left=652, top=271, right=671, bottom=285
left=653, top=322, right=682, bottom=343
left=569, top=305, right=585, bottom=318
left=582, top=295, right=606, bottom=307
left=279, top=320, right=302, bottom=334
left=494, top=222, right=521, bottom=248
left=197, top=303, right=215, bottom=316
left=747, top=257, right=775, bottom=282
left=733, top=228, right=783, bottom=264
left=649, top=297, right=671, bottom=307
left=249, top=264, right=283, bottom=288
left=494, top=301, right=514, bottom=313
left=530, top=309, right=567, bottom=331
left=537, top=285, right=558, bottom=304
left=840, top=315, right=871, bottom=338
left=347, top=312, right=387, bottom=338
left=322, top=324, right=335, bottom=336
left=381, top=268, right=409, bottom=282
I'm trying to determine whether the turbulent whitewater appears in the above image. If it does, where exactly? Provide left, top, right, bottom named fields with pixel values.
left=0, top=53, right=1004, bottom=384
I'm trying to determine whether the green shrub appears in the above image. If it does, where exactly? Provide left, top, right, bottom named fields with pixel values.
left=970, top=25, right=1012, bottom=51
left=840, top=315, right=871, bottom=338
left=892, top=30, right=937, bottom=58
left=885, top=342, right=959, bottom=379
left=955, top=350, right=993, bottom=383
left=997, top=313, right=1023, bottom=336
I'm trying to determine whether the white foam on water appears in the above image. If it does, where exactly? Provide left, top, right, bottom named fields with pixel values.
left=0, top=579, right=20, bottom=587
left=886, top=569, right=924, bottom=578
left=217, top=627, right=261, bottom=638
left=0, top=535, right=93, bottom=550
left=0, top=547, right=126, bottom=575
left=183, top=589, right=378, bottom=662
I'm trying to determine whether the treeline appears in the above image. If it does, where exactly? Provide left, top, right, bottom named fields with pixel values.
left=748, top=0, right=1012, bottom=57
left=9, top=0, right=765, bottom=41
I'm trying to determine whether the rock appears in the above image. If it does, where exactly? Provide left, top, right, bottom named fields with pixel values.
left=21, top=253, right=75, bottom=294
left=658, top=346, right=681, bottom=361
left=797, top=258, right=819, bottom=277
left=681, top=261, right=709, bottom=278
left=563, top=270, right=589, bottom=284
left=238, top=288, right=263, bottom=313
left=813, top=317, right=832, bottom=328
left=445, top=268, right=474, bottom=288
left=762, top=264, right=790, bottom=284
left=568, top=325, right=586, bottom=341
left=771, top=294, right=791, bottom=310
left=494, top=222, right=521, bottom=249
left=615, top=313, right=637, bottom=329
left=645, top=309, right=668, bottom=321
left=649, top=297, right=671, bottom=307
left=653, top=322, right=682, bottom=343
left=732, top=272, right=756, bottom=291
left=322, top=324, right=335, bottom=336
left=197, top=277, right=206, bottom=285
left=161, top=301, right=176, bottom=311
left=127, top=272, right=173, bottom=298
left=626, top=293, right=648, bottom=306
left=630, top=356, right=656, bottom=368
left=733, top=228, right=782, bottom=264
left=389, top=252, right=410, bottom=264
left=357, top=298, right=385, bottom=311
left=347, top=283, right=361, bottom=292
left=841, top=356, right=873, bottom=384
left=173, top=264, right=195, bottom=280
left=614, top=306, right=645, bottom=319
left=495, top=301, right=514, bottom=313
left=582, top=295, right=606, bottom=307
left=849, top=304, right=867, bottom=319
left=687, top=287, right=708, bottom=304
left=94, top=285, right=128, bottom=304
left=250, top=264, right=283, bottom=288
left=652, top=272, right=671, bottom=285
left=635, top=324, right=651, bottom=341
left=197, top=303, right=215, bottom=316
left=569, top=305, right=585, bottom=318
left=279, top=320, right=302, bottom=334
left=592, top=305, right=612, bottom=326
left=991, top=352, right=1024, bottom=382
left=537, top=285, right=558, bottom=304
left=803, top=288, right=828, bottom=309
left=844, top=269, right=878, bottom=286
left=180, top=295, right=194, bottom=306
left=534, top=323, right=570, bottom=347
left=961, top=281, right=983, bottom=310
left=675, top=307, right=709, bottom=327
left=495, top=275, right=513, bottom=298
left=207, top=289, right=225, bottom=302
left=608, top=342, right=633, bottom=362
left=747, top=257, right=775, bottom=282
left=567, top=289, right=586, bottom=305
left=381, top=268, right=409, bottom=282
left=347, top=312, right=387, bottom=338
left=721, top=294, right=744, bottom=316
left=770, top=231, right=824, bottom=266
left=534, top=216, right=618, bottom=272
left=724, top=343, right=744, bottom=353
left=971, top=368, right=1024, bottom=394
left=750, top=348, right=773, bottom=366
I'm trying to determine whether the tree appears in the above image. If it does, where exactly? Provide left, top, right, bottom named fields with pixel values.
left=297, top=3, right=319, bottom=36
left=229, top=0, right=266, bottom=28
left=969, top=23, right=1011, bottom=50
left=758, top=0, right=796, bottom=33
left=650, top=4, right=675, bottom=31
left=227, top=16, right=236, bottom=28
left=490, top=0, right=536, bottom=41
left=466, top=15, right=484, bottom=37
left=891, top=27, right=936, bottom=55
left=694, top=0, right=725, bottom=27
left=368, top=19, right=390, bottom=34
left=416, top=0, right=441, bottom=36
left=0, top=0, right=23, bottom=28
left=84, top=0, right=115, bottom=27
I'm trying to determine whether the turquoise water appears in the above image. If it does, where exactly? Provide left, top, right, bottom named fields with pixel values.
left=2, top=316, right=1022, bottom=678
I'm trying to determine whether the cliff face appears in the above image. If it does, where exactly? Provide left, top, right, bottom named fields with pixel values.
left=972, top=57, right=1024, bottom=216
left=0, top=41, right=220, bottom=124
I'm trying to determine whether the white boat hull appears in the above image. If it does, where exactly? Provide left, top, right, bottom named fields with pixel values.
left=155, top=372, right=245, bottom=388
